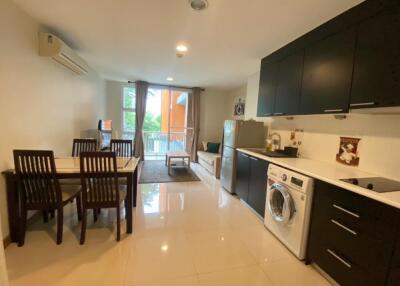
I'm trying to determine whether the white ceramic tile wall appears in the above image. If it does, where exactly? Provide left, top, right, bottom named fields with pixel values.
left=270, top=113, right=400, bottom=181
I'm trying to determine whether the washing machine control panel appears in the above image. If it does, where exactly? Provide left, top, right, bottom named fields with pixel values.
left=267, top=164, right=313, bottom=194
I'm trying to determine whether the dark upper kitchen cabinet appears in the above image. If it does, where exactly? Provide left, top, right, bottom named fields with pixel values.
left=300, top=28, right=356, bottom=114
left=257, top=60, right=277, bottom=117
left=235, top=152, right=250, bottom=201
left=274, top=50, right=305, bottom=115
left=235, top=152, right=268, bottom=217
left=247, top=157, right=268, bottom=217
left=351, top=5, right=400, bottom=109
left=257, top=0, right=400, bottom=116
left=307, top=180, right=400, bottom=286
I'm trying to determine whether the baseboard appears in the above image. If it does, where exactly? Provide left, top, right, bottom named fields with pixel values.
left=2, top=236, right=11, bottom=249
left=2, top=210, right=46, bottom=249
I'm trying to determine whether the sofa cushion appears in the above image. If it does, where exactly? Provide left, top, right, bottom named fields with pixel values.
left=197, top=151, right=221, bottom=166
left=206, top=142, right=220, bottom=153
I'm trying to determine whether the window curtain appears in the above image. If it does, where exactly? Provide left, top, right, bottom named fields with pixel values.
left=134, top=81, right=149, bottom=161
left=187, top=87, right=202, bottom=162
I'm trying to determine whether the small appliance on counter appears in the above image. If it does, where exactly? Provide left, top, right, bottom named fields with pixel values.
left=220, top=120, right=266, bottom=193
left=340, top=177, right=400, bottom=193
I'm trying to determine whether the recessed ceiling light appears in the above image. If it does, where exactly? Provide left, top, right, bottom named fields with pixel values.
left=176, top=44, right=188, bottom=53
left=189, top=0, right=209, bottom=11
left=166, top=77, right=174, bottom=81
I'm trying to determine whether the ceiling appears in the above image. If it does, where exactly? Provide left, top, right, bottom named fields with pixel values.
left=14, top=0, right=363, bottom=90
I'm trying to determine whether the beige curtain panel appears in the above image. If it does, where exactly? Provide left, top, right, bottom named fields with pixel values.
left=134, top=81, right=149, bottom=161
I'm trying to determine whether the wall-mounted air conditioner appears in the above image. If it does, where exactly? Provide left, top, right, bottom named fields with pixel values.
left=38, top=32, right=89, bottom=75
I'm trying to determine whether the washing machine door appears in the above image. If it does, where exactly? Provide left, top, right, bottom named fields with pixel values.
left=268, top=183, right=295, bottom=225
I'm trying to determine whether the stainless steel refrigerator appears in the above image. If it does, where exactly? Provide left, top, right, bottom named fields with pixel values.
left=220, top=120, right=266, bottom=193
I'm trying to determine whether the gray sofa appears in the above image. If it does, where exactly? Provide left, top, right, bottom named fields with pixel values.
left=197, top=145, right=222, bottom=178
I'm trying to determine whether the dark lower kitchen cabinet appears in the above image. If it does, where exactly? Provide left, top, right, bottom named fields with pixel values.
left=257, top=60, right=277, bottom=117
left=300, top=28, right=356, bottom=114
left=351, top=5, right=400, bottom=109
left=274, top=50, right=305, bottom=116
left=235, top=152, right=250, bottom=201
left=247, top=156, right=269, bottom=217
left=387, top=232, right=400, bottom=285
left=307, top=180, right=400, bottom=286
left=235, top=152, right=268, bottom=217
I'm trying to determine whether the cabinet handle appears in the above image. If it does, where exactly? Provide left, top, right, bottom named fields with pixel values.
left=273, top=112, right=285, bottom=116
left=263, top=113, right=272, bottom=116
left=327, top=249, right=352, bottom=268
left=241, top=154, right=249, bottom=158
left=350, top=102, right=375, bottom=107
left=333, top=204, right=360, bottom=218
left=250, top=157, right=258, bottom=161
left=330, top=219, right=357, bottom=236
left=324, top=109, right=344, bottom=113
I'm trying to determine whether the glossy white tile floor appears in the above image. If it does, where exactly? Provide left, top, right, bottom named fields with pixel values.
left=5, top=163, right=331, bottom=286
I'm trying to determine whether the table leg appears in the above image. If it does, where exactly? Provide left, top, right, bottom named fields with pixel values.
left=165, top=154, right=167, bottom=166
left=126, top=172, right=133, bottom=234
left=168, top=157, right=171, bottom=175
left=3, top=172, right=19, bottom=242
left=188, top=157, right=191, bottom=170
left=133, top=169, right=138, bottom=207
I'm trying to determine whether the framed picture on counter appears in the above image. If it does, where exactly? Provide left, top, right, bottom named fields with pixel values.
left=336, top=137, right=361, bottom=166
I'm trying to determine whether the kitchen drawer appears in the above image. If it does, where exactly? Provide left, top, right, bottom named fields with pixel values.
left=313, top=180, right=399, bottom=243
left=387, top=229, right=400, bottom=286
left=308, top=180, right=400, bottom=286
left=310, top=213, right=394, bottom=281
left=308, top=240, right=383, bottom=286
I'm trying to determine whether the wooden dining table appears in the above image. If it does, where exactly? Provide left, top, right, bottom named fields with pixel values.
left=1, top=156, right=140, bottom=244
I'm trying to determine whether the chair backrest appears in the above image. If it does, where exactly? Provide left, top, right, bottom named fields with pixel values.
left=110, top=139, right=133, bottom=157
left=79, top=152, right=119, bottom=206
left=72, top=138, right=97, bottom=157
left=13, top=150, right=61, bottom=208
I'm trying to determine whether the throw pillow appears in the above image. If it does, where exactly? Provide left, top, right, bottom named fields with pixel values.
left=202, top=141, right=208, bottom=151
left=206, top=142, right=220, bottom=154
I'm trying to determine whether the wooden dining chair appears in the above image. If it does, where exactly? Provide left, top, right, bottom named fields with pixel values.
left=60, top=138, right=98, bottom=186
left=110, top=139, right=133, bottom=157
left=13, top=150, right=82, bottom=246
left=79, top=151, right=127, bottom=244
left=72, top=138, right=97, bottom=157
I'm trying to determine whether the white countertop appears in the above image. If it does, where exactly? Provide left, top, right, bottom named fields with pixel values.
left=237, top=148, right=400, bottom=209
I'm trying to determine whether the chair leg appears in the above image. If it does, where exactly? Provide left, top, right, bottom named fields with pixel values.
left=42, top=210, right=49, bottom=223
left=116, top=206, right=121, bottom=242
left=80, top=209, right=87, bottom=245
left=56, top=208, right=63, bottom=245
left=18, top=207, right=27, bottom=247
left=50, top=210, right=55, bottom=218
left=93, top=209, right=98, bottom=222
left=76, top=196, right=82, bottom=221
left=124, top=199, right=128, bottom=219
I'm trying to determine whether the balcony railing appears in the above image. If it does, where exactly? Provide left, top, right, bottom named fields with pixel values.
left=143, top=131, right=187, bottom=157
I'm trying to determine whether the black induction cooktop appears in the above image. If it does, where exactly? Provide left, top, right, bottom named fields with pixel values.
left=340, top=177, right=400, bottom=193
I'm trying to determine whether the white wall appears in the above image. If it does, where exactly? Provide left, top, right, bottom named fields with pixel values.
left=226, top=85, right=247, bottom=120
left=199, top=89, right=230, bottom=144
left=0, top=0, right=106, bottom=239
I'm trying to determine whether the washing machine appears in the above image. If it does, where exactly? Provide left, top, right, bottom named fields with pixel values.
left=264, top=164, right=314, bottom=260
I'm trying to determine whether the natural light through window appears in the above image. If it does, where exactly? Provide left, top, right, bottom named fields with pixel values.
left=122, top=87, right=136, bottom=139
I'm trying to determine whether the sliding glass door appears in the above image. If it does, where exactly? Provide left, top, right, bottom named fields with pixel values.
left=143, top=87, right=189, bottom=160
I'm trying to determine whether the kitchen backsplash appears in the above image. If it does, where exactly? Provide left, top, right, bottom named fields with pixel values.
left=269, top=113, right=400, bottom=181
